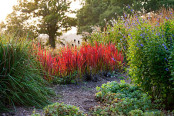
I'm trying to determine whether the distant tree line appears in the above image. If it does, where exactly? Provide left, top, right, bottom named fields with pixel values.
left=76, top=0, right=174, bottom=33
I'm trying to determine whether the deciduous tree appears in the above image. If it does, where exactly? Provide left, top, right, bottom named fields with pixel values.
left=4, top=0, right=77, bottom=48
left=77, top=0, right=144, bottom=33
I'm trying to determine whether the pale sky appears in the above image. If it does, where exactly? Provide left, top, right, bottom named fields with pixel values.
left=0, top=0, right=82, bottom=22
left=0, top=0, right=18, bottom=22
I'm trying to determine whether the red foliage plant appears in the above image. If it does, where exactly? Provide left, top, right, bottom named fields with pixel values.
left=33, top=42, right=124, bottom=81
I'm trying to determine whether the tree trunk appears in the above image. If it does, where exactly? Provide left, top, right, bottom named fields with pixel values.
left=49, top=34, right=56, bottom=49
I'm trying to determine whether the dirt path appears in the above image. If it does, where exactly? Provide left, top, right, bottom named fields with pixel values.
left=1, top=73, right=130, bottom=116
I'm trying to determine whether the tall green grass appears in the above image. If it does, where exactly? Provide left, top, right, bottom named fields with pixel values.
left=0, top=35, right=54, bottom=112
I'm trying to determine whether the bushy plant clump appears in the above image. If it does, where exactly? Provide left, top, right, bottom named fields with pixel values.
left=87, top=9, right=174, bottom=109
left=128, top=109, right=144, bottom=116
left=127, top=18, right=174, bottom=109
left=0, top=35, right=54, bottom=112
left=129, top=109, right=167, bottom=116
left=92, top=81, right=152, bottom=115
left=32, top=102, right=87, bottom=116
left=34, top=43, right=124, bottom=83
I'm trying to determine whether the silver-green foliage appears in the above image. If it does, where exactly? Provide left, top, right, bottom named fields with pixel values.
left=32, top=102, right=86, bottom=116
left=93, top=80, right=152, bottom=115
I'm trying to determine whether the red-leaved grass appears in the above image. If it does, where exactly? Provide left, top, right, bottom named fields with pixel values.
left=33, top=42, right=124, bottom=81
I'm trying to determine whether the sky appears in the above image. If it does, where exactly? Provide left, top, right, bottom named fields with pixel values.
left=0, top=0, right=18, bottom=22
left=0, top=0, right=82, bottom=22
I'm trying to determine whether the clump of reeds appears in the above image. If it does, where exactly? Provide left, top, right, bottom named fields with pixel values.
left=0, top=35, right=54, bottom=112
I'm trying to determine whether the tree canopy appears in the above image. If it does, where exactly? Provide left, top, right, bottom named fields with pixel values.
left=0, top=8, right=36, bottom=38
left=77, top=0, right=174, bottom=34
left=144, top=0, right=174, bottom=12
left=3, top=0, right=77, bottom=48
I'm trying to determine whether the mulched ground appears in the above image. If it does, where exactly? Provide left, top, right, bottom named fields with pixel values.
left=1, top=73, right=130, bottom=116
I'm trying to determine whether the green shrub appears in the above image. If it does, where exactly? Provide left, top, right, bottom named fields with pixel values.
left=143, top=110, right=164, bottom=116
left=129, top=109, right=144, bottom=116
left=41, top=102, right=86, bottom=116
left=127, top=19, right=174, bottom=109
left=129, top=110, right=165, bottom=116
left=31, top=112, right=41, bottom=116
left=0, top=35, right=54, bottom=112
left=92, top=80, right=152, bottom=115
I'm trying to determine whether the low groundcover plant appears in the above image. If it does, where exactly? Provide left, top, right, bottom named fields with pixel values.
left=92, top=80, right=152, bottom=115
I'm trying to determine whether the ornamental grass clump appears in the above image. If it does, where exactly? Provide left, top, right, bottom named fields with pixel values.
left=34, top=43, right=124, bottom=83
left=0, top=35, right=54, bottom=112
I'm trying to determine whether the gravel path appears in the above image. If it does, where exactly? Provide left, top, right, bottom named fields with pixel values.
left=1, top=73, right=130, bottom=116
